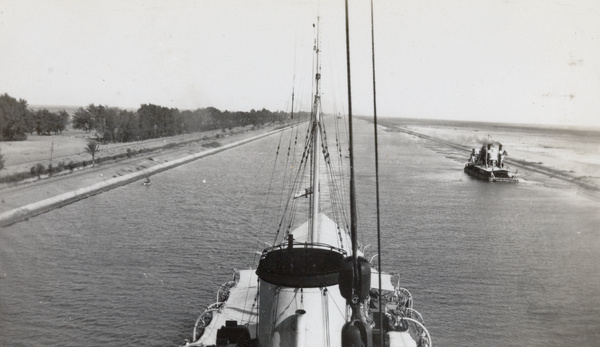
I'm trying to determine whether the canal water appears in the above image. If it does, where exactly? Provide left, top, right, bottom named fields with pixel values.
left=1, top=119, right=599, bottom=346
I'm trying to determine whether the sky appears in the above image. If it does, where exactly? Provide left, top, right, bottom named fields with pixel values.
left=1, top=0, right=599, bottom=127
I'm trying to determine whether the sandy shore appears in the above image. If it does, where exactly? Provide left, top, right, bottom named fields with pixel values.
left=0, top=124, right=290, bottom=227
left=2, top=118, right=598, bottom=226
left=0, top=127, right=247, bottom=178
left=375, top=118, right=600, bottom=201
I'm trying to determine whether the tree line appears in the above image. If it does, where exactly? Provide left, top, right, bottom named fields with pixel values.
left=0, top=92, right=308, bottom=143
left=0, top=93, right=70, bottom=140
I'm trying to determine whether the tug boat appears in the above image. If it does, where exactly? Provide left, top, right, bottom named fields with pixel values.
left=183, top=4, right=431, bottom=347
left=464, top=143, right=519, bottom=182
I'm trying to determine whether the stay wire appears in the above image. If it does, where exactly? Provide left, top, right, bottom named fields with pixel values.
left=369, top=0, right=384, bottom=343
left=273, top=123, right=313, bottom=244
left=254, top=128, right=286, bottom=264
left=320, top=122, right=349, bottom=241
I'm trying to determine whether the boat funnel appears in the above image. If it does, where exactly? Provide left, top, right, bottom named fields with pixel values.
left=295, top=309, right=306, bottom=347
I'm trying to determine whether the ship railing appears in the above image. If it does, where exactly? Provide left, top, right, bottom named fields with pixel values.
left=402, top=317, right=433, bottom=347
left=258, top=241, right=347, bottom=259
left=217, top=280, right=236, bottom=303
left=406, top=308, right=424, bottom=324
left=191, top=270, right=241, bottom=344
left=384, top=284, right=431, bottom=346
left=384, top=306, right=431, bottom=346
left=192, top=302, right=225, bottom=342
left=392, top=287, right=413, bottom=309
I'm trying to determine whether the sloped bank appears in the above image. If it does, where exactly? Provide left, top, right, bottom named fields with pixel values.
left=379, top=122, right=600, bottom=194
left=0, top=127, right=286, bottom=228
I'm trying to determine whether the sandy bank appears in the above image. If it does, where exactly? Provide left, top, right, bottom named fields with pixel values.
left=375, top=119, right=600, bottom=198
left=0, top=127, right=246, bottom=179
left=3, top=118, right=598, bottom=227
left=0, top=126, right=288, bottom=227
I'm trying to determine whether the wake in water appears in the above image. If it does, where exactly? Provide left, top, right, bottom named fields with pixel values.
left=372, top=117, right=600, bottom=200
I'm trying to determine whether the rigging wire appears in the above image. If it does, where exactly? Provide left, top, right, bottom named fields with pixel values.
left=288, top=129, right=313, bottom=235
left=276, top=54, right=302, bottom=224
left=369, top=0, right=385, bottom=343
left=320, top=122, right=350, bottom=245
left=253, top=129, right=286, bottom=264
left=332, top=112, right=350, bottom=233
left=343, top=0, right=359, bottom=276
left=273, top=28, right=314, bottom=245
left=322, top=29, right=350, bottom=231
left=278, top=75, right=312, bottom=236
left=277, top=123, right=295, bottom=216
left=273, top=122, right=313, bottom=244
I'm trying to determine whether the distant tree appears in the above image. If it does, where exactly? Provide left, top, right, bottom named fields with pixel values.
left=31, top=109, right=69, bottom=135
left=115, top=109, right=139, bottom=142
left=93, top=106, right=119, bottom=143
left=0, top=93, right=29, bottom=141
left=72, top=107, right=95, bottom=133
left=32, top=109, right=52, bottom=135
left=84, top=140, right=100, bottom=167
left=137, top=103, right=176, bottom=139
left=67, top=102, right=296, bottom=144
left=56, top=110, right=70, bottom=133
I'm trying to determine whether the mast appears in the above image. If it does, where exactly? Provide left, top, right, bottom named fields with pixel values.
left=310, top=17, right=322, bottom=243
left=340, top=1, right=373, bottom=346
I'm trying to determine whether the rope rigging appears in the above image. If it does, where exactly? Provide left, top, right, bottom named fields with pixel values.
left=368, top=0, right=385, bottom=343
left=272, top=121, right=314, bottom=244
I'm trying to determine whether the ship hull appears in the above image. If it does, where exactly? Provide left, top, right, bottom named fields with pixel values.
left=464, top=164, right=519, bottom=182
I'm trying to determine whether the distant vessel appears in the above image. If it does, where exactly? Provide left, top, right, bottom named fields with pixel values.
left=464, top=143, right=519, bottom=182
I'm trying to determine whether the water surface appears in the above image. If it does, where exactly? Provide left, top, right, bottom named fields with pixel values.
left=1, top=120, right=599, bottom=346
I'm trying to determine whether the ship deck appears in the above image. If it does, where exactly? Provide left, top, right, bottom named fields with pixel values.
left=195, top=269, right=259, bottom=346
